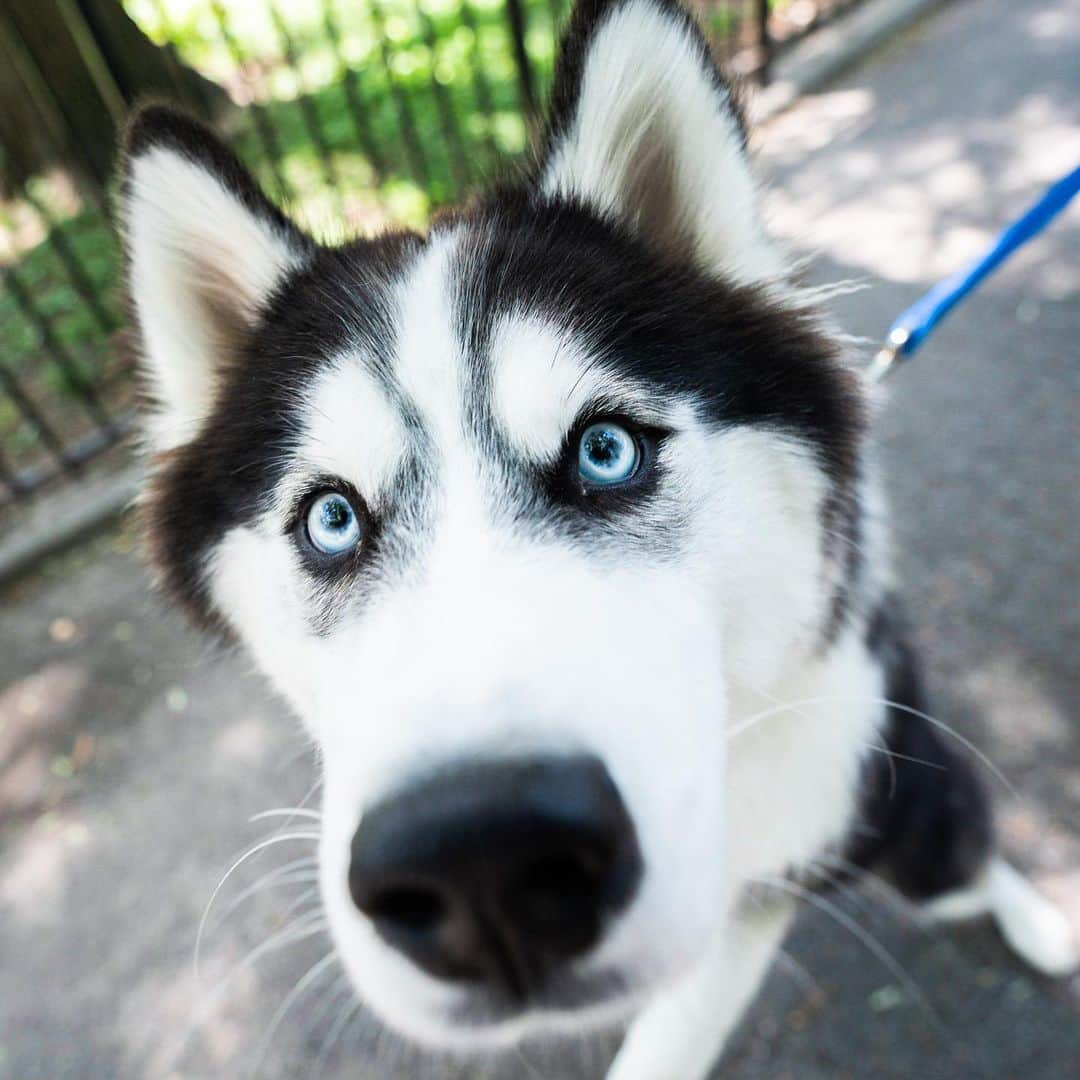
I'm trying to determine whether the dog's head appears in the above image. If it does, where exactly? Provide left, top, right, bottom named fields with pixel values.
left=120, top=0, right=864, bottom=1048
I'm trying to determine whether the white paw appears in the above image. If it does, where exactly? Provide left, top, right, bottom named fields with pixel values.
left=988, top=859, right=1079, bottom=978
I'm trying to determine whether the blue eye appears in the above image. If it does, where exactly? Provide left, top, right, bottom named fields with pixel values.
left=305, top=492, right=361, bottom=555
left=578, top=422, right=640, bottom=487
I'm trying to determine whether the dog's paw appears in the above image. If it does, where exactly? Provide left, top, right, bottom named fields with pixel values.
left=924, top=857, right=1079, bottom=977
left=987, top=860, right=1079, bottom=977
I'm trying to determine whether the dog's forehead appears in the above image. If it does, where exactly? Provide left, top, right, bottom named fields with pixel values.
left=288, top=224, right=658, bottom=507
left=264, top=198, right=856, bottom=515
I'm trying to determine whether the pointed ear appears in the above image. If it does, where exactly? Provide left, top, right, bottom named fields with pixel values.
left=118, top=105, right=311, bottom=451
left=536, top=0, right=783, bottom=284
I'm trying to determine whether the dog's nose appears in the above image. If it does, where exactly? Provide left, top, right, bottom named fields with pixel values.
left=348, top=755, right=640, bottom=998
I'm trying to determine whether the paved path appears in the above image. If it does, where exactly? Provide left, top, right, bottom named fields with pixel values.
left=2, top=0, right=1078, bottom=1076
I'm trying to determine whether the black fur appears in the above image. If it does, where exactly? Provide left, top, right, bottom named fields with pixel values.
left=843, top=595, right=993, bottom=900
left=448, top=196, right=861, bottom=494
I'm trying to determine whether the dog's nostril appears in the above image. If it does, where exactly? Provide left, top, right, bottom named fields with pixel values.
left=513, top=854, right=600, bottom=918
left=368, top=886, right=446, bottom=933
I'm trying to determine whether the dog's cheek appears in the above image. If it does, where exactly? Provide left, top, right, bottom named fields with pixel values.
left=206, top=526, right=327, bottom=719
left=700, top=427, right=834, bottom=683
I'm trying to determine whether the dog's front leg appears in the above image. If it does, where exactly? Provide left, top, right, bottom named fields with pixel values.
left=607, top=902, right=794, bottom=1080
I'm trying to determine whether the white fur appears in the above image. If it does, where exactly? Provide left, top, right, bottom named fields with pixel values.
left=489, top=314, right=700, bottom=464
left=540, top=0, right=785, bottom=284
left=489, top=316, right=614, bottom=463
left=286, top=357, right=408, bottom=513
left=608, top=901, right=795, bottom=1080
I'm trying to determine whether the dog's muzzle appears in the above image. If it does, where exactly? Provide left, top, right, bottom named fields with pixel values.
left=348, top=755, right=641, bottom=1000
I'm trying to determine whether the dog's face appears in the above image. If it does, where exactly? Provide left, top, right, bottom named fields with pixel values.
left=122, top=0, right=862, bottom=1049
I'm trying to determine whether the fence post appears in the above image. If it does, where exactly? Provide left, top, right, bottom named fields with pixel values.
left=756, top=0, right=773, bottom=84
left=504, top=0, right=537, bottom=117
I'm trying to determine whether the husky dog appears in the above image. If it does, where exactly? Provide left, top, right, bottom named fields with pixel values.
left=118, top=0, right=1077, bottom=1075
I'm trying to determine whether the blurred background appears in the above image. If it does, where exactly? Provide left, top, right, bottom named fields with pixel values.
left=1, top=0, right=1077, bottom=1077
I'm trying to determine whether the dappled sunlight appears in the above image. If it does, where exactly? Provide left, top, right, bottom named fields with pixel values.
left=755, top=86, right=877, bottom=156
left=212, top=715, right=276, bottom=772
left=118, top=942, right=259, bottom=1076
left=956, top=651, right=1080, bottom=878
left=1024, top=4, right=1075, bottom=42
left=0, top=661, right=89, bottom=821
left=760, top=59, right=1080, bottom=287
left=0, top=813, right=89, bottom=928
left=764, top=125, right=1003, bottom=282
left=963, top=653, right=1074, bottom=754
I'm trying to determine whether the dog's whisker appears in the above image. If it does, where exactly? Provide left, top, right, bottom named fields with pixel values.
left=860, top=745, right=948, bottom=772
left=514, top=1042, right=548, bottom=1080
left=272, top=886, right=323, bottom=932
left=248, top=950, right=340, bottom=1080
left=740, top=683, right=948, bottom=798
left=195, top=832, right=322, bottom=980
left=161, top=912, right=330, bottom=1073
left=821, top=525, right=873, bottom=560
left=235, top=909, right=329, bottom=976
left=757, top=874, right=950, bottom=1044
left=741, top=685, right=903, bottom=798
left=742, top=885, right=823, bottom=999
left=214, top=857, right=320, bottom=928
left=249, top=807, right=323, bottom=823
left=773, top=946, right=823, bottom=998
left=314, top=978, right=363, bottom=1079
left=860, top=740, right=948, bottom=801
left=878, top=699, right=1017, bottom=798
left=728, top=694, right=1015, bottom=797
left=811, top=853, right=928, bottom=931
left=800, top=859, right=903, bottom=934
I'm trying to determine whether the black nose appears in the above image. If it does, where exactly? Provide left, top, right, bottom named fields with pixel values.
left=348, top=755, right=641, bottom=998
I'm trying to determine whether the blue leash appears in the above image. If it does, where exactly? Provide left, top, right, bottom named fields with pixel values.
left=870, top=163, right=1080, bottom=381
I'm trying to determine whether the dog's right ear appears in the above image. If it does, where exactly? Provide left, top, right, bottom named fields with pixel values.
left=119, top=106, right=311, bottom=452
left=534, top=0, right=783, bottom=284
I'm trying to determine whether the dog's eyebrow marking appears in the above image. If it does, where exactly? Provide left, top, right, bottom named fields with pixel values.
left=489, top=316, right=607, bottom=462
left=287, top=354, right=409, bottom=511
left=489, top=314, right=675, bottom=463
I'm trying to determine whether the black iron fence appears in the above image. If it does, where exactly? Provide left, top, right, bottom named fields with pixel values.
left=0, top=0, right=861, bottom=509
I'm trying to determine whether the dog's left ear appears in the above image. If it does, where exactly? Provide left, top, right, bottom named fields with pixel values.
left=535, top=0, right=783, bottom=284
left=118, top=105, right=312, bottom=452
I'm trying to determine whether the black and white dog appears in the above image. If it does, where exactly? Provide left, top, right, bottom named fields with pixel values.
left=119, top=0, right=1076, bottom=1074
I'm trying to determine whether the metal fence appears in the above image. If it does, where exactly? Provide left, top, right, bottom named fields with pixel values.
left=0, top=0, right=861, bottom=509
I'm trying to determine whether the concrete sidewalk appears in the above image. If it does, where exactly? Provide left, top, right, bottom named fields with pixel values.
left=2, top=0, right=1078, bottom=1076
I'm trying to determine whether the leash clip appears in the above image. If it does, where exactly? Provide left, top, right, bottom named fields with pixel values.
left=867, top=326, right=910, bottom=383
left=869, top=164, right=1080, bottom=385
